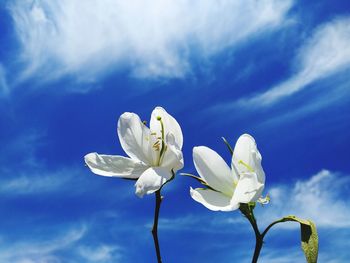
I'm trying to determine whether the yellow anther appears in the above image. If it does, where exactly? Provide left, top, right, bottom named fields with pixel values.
left=238, top=160, right=254, bottom=172
left=156, top=116, right=162, bottom=121
left=153, top=141, right=161, bottom=151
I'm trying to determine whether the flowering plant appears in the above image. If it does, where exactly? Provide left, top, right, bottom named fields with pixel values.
left=85, top=107, right=318, bottom=263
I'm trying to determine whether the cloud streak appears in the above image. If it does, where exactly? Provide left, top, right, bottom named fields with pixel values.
left=240, top=16, right=350, bottom=107
left=159, top=170, right=350, bottom=262
left=0, top=226, right=86, bottom=263
left=0, top=223, right=123, bottom=263
left=0, top=170, right=77, bottom=195
left=0, top=64, right=9, bottom=96
left=258, top=169, right=350, bottom=229
left=78, top=245, right=122, bottom=262
left=163, top=169, right=350, bottom=232
left=9, top=0, right=292, bottom=85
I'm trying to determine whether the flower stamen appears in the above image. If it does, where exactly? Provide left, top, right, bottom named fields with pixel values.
left=238, top=160, right=254, bottom=172
left=156, top=116, right=166, bottom=166
left=153, top=140, right=161, bottom=151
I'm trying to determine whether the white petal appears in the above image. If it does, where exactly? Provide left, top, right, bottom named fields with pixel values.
left=193, top=146, right=234, bottom=196
left=134, top=167, right=172, bottom=197
left=251, top=150, right=265, bottom=185
left=232, top=134, right=265, bottom=184
left=231, top=173, right=264, bottom=204
left=150, top=107, right=183, bottom=149
left=161, top=133, right=184, bottom=172
left=190, top=187, right=239, bottom=211
left=84, top=153, right=148, bottom=178
left=117, top=112, right=154, bottom=165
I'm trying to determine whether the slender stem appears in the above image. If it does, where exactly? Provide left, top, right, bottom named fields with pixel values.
left=261, top=219, right=285, bottom=239
left=252, top=234, right=263, bottom=263
left=151, top=190, right=163, bottom=263
left=240, top=205, right=263, bottom=263
left=248, top=216, right=263, bottom=263
left=244, top=212, right=293, bottom=263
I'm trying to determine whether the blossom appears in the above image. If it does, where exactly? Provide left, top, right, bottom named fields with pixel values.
left=189, top=134, right=265, bottom=211
left=84, top=107, right=183, bottom=197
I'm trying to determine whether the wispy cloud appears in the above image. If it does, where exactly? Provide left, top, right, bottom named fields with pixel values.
left=0, top=223, right=124, bottom=263
left=0, top=226, right=86, bottom=263
left=160, top=170, right=350, bottom=262
left=239, top=16, right=350, bottom=107
left=0, top=130, right=140, bottom=201
left=0, top=64, right=9, bottom=96
left=258, top=169, right=350, bottom=229
left=0, top=129, right=45, bottom=168
left=259, top=248, right=305, bottom=263
left=157, top=213, right=245, bottom=233
left=164, top=170, right=350, bottom=232
left=8, top=0, right=293, bottom=85
left=0, top=131, right=77, bottom=195
left=78, top=245, right=122, bottom=262
left=0, top=169, right=77, bottom=195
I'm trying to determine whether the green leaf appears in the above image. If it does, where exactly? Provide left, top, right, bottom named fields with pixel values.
left=271, top=215, right=318, bottom=263
left=301, top=220, right=318, bottom=263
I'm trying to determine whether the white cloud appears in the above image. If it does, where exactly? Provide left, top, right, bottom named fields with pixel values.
left=257, top=169, right=350, bottom=229
left=0, top=170, right=75, bottom=194
left=161, top=170, right=350, bottom=262
left=165, top=170, right=350, bottom=232
left=242, top=16, right=350, bottom=107
left=0, top=131, right=79, bottom=195
left=259, top=249, right=305, bottom=263
left=9, top=0, right=292, bottom=84
left=0, top=223, right=124, bottom=263
left=0, top=64, right=9, bottom=95
left=78, top=245, right=121, bottom=262
left=156, top=214, right=245, bottom=233
left=0, top=131, right=136, bottom=199
left=0, top=226, right=86, bottom=263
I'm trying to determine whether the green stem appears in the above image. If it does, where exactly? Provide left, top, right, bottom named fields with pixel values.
left=261, top=219, right=286, bottom=239
left=151, top=190, right=163, bottom=263
left=240, top=205, right=263, bottom=263
left=252, top=234, right=263, bottom=263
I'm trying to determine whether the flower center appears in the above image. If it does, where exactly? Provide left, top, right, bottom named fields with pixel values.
left=151, top=132, right=161, bottom=151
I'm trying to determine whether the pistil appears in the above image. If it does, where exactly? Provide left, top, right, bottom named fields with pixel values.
left=156, top=116, right=166, bottom=166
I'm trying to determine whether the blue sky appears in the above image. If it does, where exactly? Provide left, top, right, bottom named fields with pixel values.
left=0, top=0, right=350, bottom=262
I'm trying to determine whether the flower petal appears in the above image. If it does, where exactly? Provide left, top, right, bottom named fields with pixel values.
left=190, top=187, right=239, bottom=211
left=193, top=146, right=234, bottom=196
left=84, top=153, right=148, bottom=178
left=134, top=167, right=172, bottom=197
left=231, top=173, right=264, bottom=204
left=161, top=133, right=184, bottom=172
left=150, top=107, right=183, bottom=149
left=117, top=112, right=154, bottom=165
left=232, top=134, right=265, bottom=184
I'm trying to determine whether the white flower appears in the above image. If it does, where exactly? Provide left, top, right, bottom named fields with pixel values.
left=84, top=107, right=183, bottom=197
left=190, top=134, right=265, bottom=211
